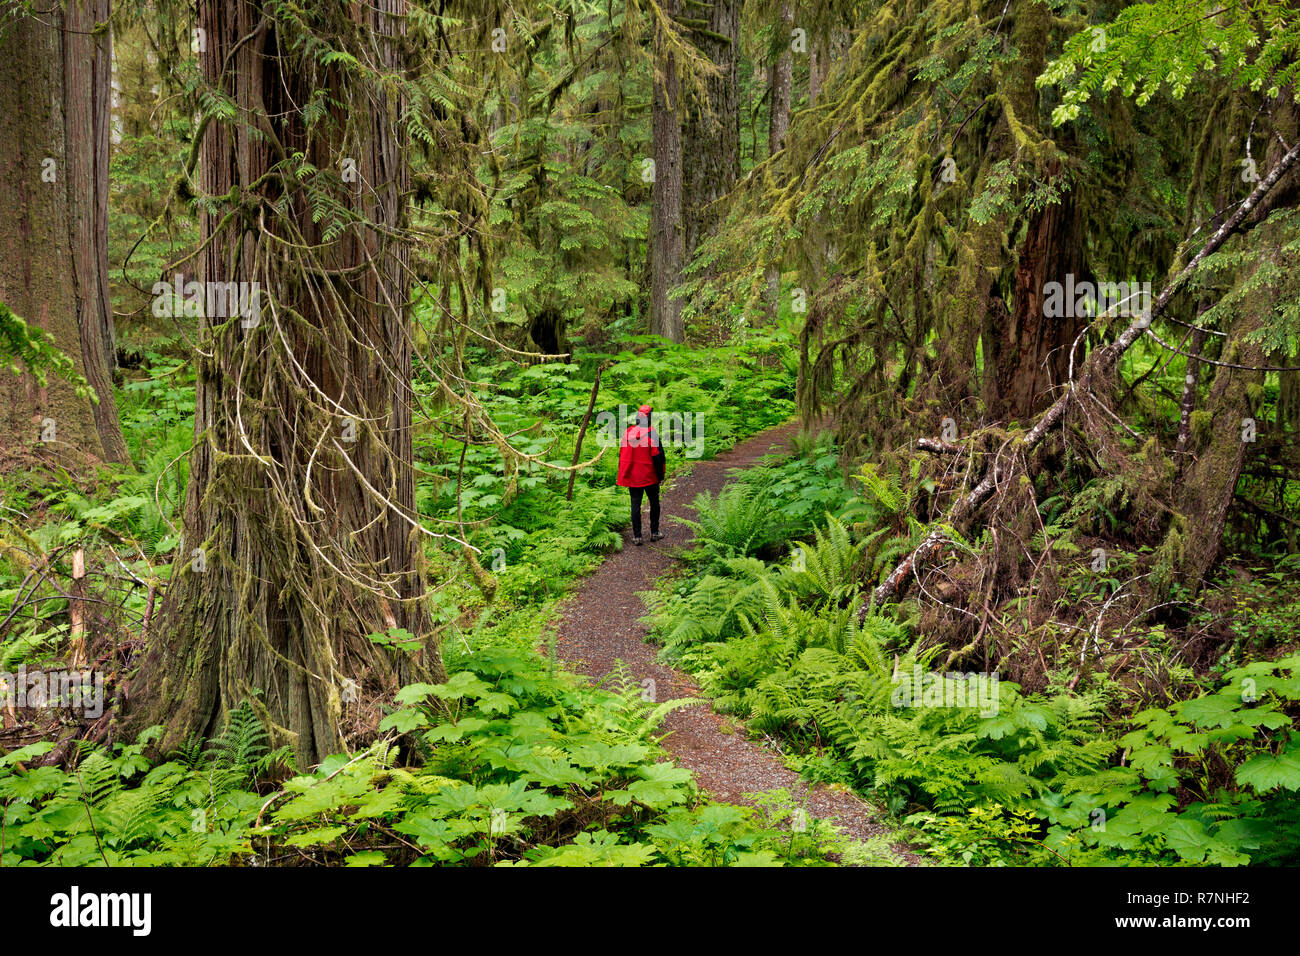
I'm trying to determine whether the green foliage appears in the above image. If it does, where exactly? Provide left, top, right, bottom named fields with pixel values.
left=0, top=710, right=288, bottom=866
left=759, top=434, right=856, bottom=528
left=1041, top=0, right=1300, bottom=124
left=488, top=487, right=627, bottom=607
left=648, top=443, right=1300, bottom=867
left=13, top=0, right=1296, bottom=874
left=0, top=352, right=194, bottom=671
left=677, top=477, right=791, bottom=570
left=785, top=515, right=863, bottom=607
left=641, top=571, right=769, bottom=661
left=0, top=301, right=93, bottom=398
left=0, top=646, right=846, bottom=866
left=0, top=335, right=816, bottom=867
left=415, top=336, right=795, bottom=534
left=105, top=18, right=200, bottom=348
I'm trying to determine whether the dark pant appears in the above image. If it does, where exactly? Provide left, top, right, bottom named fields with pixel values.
left=630, top=484, right=660, bottom=538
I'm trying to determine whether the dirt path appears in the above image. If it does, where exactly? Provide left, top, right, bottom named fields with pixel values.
left=554, top=420, right=907, bottom=854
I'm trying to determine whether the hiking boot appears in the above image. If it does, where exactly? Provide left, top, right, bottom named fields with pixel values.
left=650, top=531, right=664, bottom=541
left=633, top=536, right=644, bottom=546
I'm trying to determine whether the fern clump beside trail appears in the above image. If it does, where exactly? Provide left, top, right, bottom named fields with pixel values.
left=644, top=436, right=1300, bottom=866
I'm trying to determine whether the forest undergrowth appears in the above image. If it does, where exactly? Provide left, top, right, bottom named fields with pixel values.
left=642, top=424, right=1300, bottom=866
left=0, top=327, right=872, bottom=867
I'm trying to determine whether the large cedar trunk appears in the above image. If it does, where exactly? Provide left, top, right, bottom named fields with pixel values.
left=0, top=0, right=128, bottom=466
left=128, top=0, right=441, bottom=766
left=648, top=0, right=685, bottom=342
left=980, top=0, right=1087, bottom=425
left=983, top=166, right=1087, bottom=424
left=681, top=0, right=739, bottom=262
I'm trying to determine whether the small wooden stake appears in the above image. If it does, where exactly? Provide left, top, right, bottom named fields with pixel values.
left=70, top=547, right=87, bottom=668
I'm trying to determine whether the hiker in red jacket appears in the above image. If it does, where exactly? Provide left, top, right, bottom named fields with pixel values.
left=617, top=404, right=666, bottom=545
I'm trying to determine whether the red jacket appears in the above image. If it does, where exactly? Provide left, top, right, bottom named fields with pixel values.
left=617, top=425, right=663, bottom=487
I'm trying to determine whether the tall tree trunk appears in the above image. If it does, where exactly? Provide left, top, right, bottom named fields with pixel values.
left=649, top=0, right=685, bottom=342
left=809, top=28, right=842, bottom=107
left=682, top=0, right=739, bottom=263
left=767, top=4, right=793, bottom=157
left=128, top=0, right=440, bottom=766
left=1175, top=319, right=1208, bottom=463
left=764, top=1, right=793, bottom=321
left=982, top=3, right=1085, bottom=424
left=808, top=46, right=823, bottom=107
left=983, top=163, right=1088, bottom=423
left=0, top=0, right=128, bottom=466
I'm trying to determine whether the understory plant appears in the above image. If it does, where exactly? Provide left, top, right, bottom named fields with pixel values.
left=646, top=445, right=1300, bottom=866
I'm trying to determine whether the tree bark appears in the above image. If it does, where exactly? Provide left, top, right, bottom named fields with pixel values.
left=871, top=132, right=1300, bottom=607
left=981, top=2, right=1087, bottom=425
left=0, top=0, right=128, bottom=466
left=983, top=163, right=1088, bottom=423
left=1175, top=322, right=1208, bottom=463
left=682, top=0, right=739, bottom=263
left=567, top=363, right=607, bottom=501
left=1168, top=94, right=1300, bottom=587
left=128, top=0, right=440, bottom=766
left=763, top=2, right=794, bottom=321
left=809, top=29, right=839, bottom=107
left=649, top=0, right=685, bottom=342
left=767, top=3, right=793, bottom=158
left=808, top=47, right=821, bottom=107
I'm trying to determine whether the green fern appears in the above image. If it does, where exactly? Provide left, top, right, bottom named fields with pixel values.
left=676, top=475, right=791, bottom=570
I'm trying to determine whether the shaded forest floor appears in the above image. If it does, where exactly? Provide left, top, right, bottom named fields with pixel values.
left=553, top=420, right=917, bottom=863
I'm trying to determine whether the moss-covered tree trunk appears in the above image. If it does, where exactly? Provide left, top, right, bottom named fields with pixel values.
left=1166, top=95, right=1300, bottom=591
left=1169, top=314, right=1265, bottom=589
left=0, top=0, right=128, bottom=466
left=127, top=0, right=442, bottom=766
left=766, top=2, right=793, bottom=158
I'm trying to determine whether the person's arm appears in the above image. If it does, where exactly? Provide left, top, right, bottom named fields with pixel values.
left=652, top=431, right=666, bottom=482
